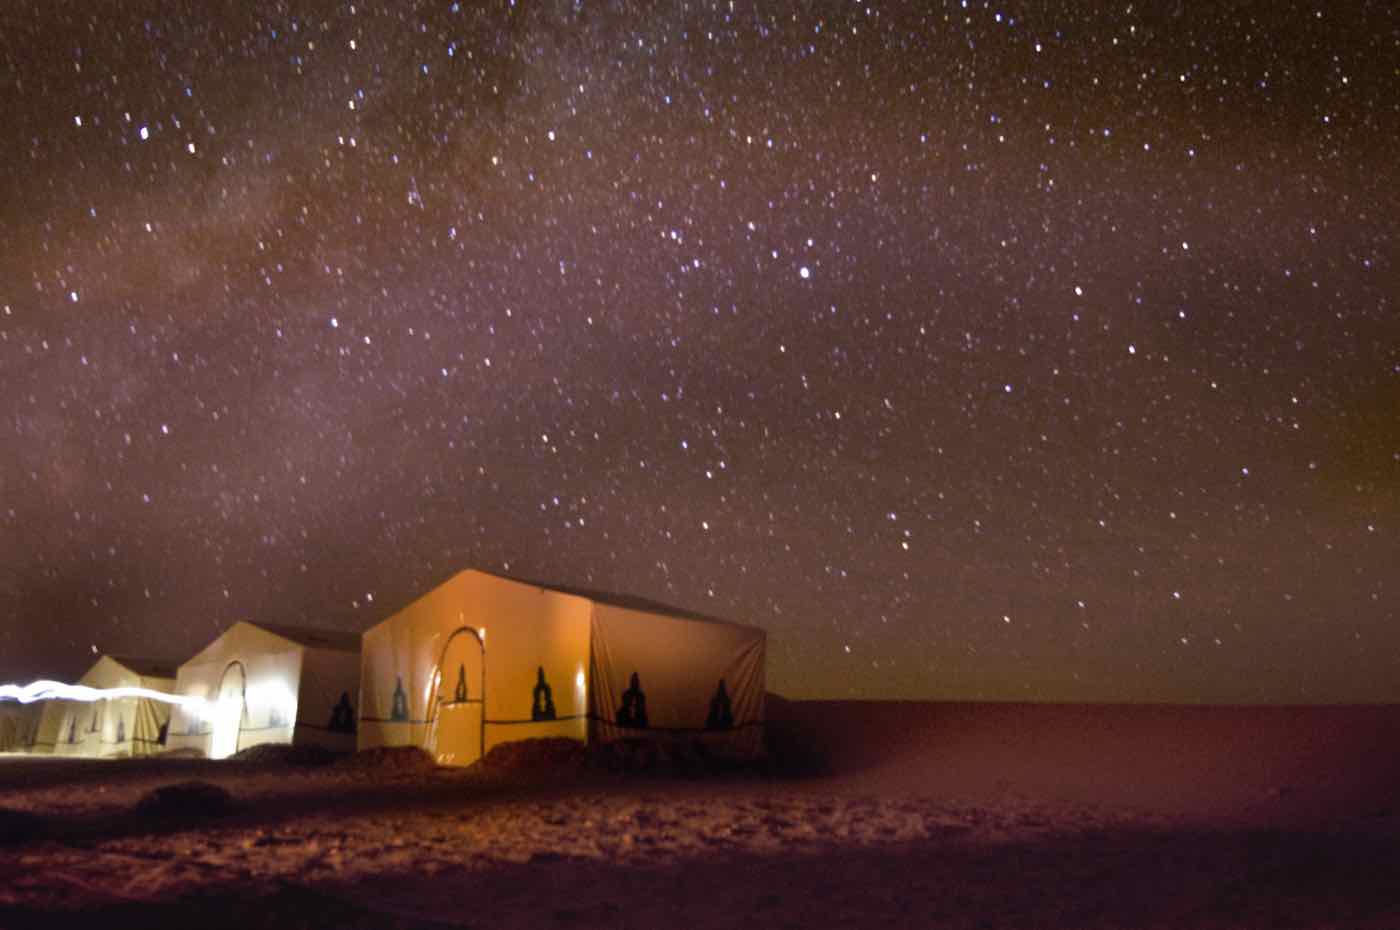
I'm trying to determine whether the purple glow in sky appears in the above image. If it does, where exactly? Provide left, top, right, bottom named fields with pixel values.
left=1, top=1, right=1395, bottom=701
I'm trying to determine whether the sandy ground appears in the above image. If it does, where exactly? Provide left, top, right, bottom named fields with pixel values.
left=2, top=701, right=1399, bottom=929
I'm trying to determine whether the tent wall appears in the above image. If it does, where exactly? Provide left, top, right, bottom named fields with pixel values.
left=231, top=646, right=305, bottom=754
left=0, top=702, right=40, bottom=752
left=359, top=571, right=592, bottom=765
left=128, top=673, right=177, bottom=757
left=167, top=660, right=223, bottom=756
left=106, top=670, right=178, bottom=758
left=293, top=643, right=361, bottom=752
left=30, top=699, right=70, bottom=754
left=477, top=577, right=592, bottom=758
left=53, top=702, right=100, bottom=757
left=589, top=604, right=767, bottom=756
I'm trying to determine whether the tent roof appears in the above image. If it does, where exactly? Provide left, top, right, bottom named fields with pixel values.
left=479, top=569, right=764, bottom=634
left=251, top=622, right=362, bottom=653
left=105, top=655, right=179, bottom=680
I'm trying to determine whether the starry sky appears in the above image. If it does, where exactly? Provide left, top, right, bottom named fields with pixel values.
left=1, top=0, right=1395, bottom=703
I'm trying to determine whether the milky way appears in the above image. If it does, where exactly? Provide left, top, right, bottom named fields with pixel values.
left=1, top=1, right=1395, bottom=701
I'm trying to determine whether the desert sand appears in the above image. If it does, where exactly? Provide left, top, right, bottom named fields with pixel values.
left=2, top=700, right=1399, bottom=929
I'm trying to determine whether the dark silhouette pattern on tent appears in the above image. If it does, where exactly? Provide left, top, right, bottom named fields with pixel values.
left=269, top=704, right=288, bottom=727
left=452, top=664, right=468, bottom=704
left=89, top=710, right=99, bottom=733
left=706, top=678, right=734, bottom=730
left=531, top=666, right=556, bottom=721
left=116, top=716, right=126, bottom=743
left=328, top=692, right=356, bottom=733
left=616, top=672, right=649, bottom=729
left=68, top=717, right=78, bottom=743
left=391, top=675, right=409, bottom=721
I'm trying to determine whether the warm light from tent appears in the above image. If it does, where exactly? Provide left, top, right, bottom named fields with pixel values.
left=247, top=680, right=298, bottom=729
left=575, top=667, right=586, bottom=705
left=209, top=688, right=243, bottom=760
left=0, top=679, right=206, bottom=709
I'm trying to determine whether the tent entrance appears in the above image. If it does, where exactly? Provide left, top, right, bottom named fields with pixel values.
left=427, top=626, right=484, bottom=766
left=210, top=660, right=248, bottom=760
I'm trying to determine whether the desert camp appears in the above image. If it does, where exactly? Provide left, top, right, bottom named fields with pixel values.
left=3, top=0, right=1396, bottom=923
left=359, top=569, right=766, bottom=766
left=7, top=572, right=766, bottom=767
left=165, top=621, right=361, bottom=759
left=5, top=592, right=1400, bottom=928
left=28, top=655, right=176, bottom=758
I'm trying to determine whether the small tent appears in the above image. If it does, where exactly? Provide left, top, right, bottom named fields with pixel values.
left=359, top=569, right=766, bottom=766
left=167, top=622, right=361, bottom=759
left=29, top=656, right=177, bottom=758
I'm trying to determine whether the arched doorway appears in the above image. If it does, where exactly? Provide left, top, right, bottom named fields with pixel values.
left=426, top=626, right=484, bottom=765
left=210, top=660, right=248, bottom=760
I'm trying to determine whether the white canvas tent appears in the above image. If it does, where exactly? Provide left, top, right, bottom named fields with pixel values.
left=359, top=569, right=766, bottom=767
left=29, top=656, right=177, bottom=758
left=167, top=622, right=361, bottom=759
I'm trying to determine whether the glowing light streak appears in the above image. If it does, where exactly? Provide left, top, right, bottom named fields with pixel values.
left=424, top=669, right=439, bottom=709
left=0, top=679, right=207, bottom=709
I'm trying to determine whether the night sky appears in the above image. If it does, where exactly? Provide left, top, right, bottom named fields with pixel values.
left=1, top=1, right=1395, bottom=703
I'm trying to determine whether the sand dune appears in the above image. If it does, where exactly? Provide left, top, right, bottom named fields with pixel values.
left=766, top=699, right=1400, bottom=825
left=2, top=701, right=1398, bottom=928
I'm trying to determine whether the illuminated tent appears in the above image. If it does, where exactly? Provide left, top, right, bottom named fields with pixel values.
left=30, top=656, right=177, bottom=758
left=359, top=569, right=766, bottom=767
left=167, top=622, right=361, bottom=759
left=0, top=700, right=40, bottom=752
